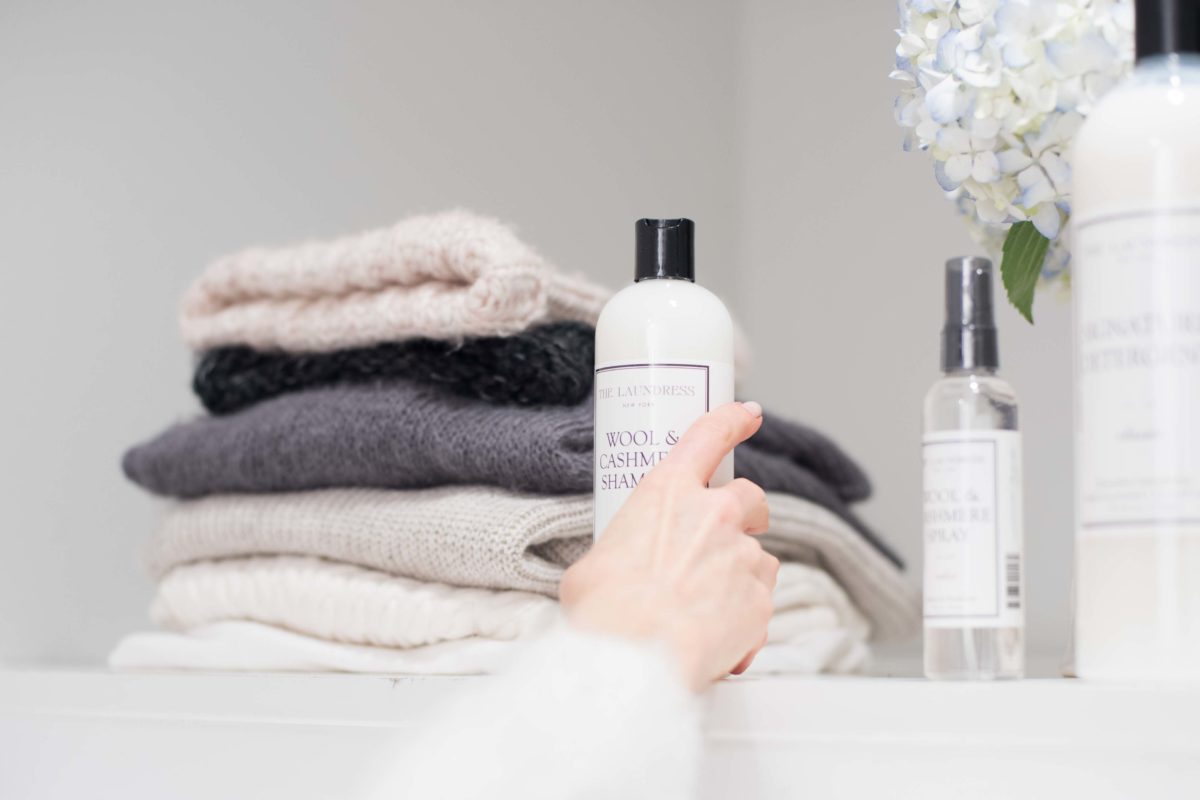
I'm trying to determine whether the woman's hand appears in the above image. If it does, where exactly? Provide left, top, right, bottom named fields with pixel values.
left=560, top=401, right=778, bottom=691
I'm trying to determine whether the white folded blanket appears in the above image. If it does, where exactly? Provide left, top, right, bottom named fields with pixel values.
left=179, top=210, right=612, bottom=352
left=109, top=621, right=522, bottom=675
left=110, top=558, right=870, bottom=675
left=143, top=488, right=919, bottom=640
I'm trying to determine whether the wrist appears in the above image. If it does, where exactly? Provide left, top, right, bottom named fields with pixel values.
left=563, top=591, right=705, bottom=691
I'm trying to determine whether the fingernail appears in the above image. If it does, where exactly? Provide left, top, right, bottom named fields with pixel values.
left=741, top=401, right=763, bottom=418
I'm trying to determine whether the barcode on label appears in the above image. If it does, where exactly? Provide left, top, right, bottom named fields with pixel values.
left=1005, top=554, right=1021, bottom=610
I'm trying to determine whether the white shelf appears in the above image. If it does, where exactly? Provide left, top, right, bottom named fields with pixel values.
left=2, top=665, right=1198, bottom=799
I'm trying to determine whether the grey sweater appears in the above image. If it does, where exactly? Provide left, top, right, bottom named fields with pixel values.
left=123, top=383, right=899, bottom=565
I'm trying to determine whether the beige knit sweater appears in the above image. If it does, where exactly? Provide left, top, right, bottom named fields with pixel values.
left=144, top=486, right=591, bottom=596
left=144, top=487, right=919, bottom=640
left=179, top=210, right=612, bottom=352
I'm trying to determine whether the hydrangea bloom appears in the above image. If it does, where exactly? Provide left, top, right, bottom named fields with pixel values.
left=893, top=0, right=1133, bottom=283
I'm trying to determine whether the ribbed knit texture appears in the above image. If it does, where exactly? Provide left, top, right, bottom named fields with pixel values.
left=142, top=489, right=919, bottom=640
left=145, top=486, right=588, bottom=596
left=123, top=382, right=897, bottom=562
left=125, top=558, right=869, bottom=675
left=150, top=556, right=559, bottom=649
left=193, top=321, right=596, bottom=414
left=179, top=210, right=611, bottom=352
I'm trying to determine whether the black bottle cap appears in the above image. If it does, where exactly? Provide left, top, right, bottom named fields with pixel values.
left=635, top=218, right=695, bottom=282
left=941, top=256, right=999, bottom=372
left=1136, top=0, right=1200, bottom=61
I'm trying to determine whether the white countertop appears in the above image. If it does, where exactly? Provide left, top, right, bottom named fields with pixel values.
left=2, top=660, right=1198, bottom=799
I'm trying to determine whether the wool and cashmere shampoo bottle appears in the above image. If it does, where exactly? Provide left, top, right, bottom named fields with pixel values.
left=923, top=257, right=1024, bottom=680
left=593, top=219, right=735, bottom=538
left=1072, top=0, right=1200, bottom=680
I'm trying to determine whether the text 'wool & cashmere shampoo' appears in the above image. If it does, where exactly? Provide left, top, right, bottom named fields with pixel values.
left=923, top=257, right=1025, bottom=680
left=593, top=219, right=735, bottom=538
left=1072, top=0, right=1200, bottom=680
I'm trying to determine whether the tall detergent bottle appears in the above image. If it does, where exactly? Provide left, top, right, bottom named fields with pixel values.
left=1073, top=0, right=1200, bottom=679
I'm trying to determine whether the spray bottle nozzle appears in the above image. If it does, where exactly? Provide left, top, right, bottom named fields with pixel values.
left=941, top=256, right=999, bottom=372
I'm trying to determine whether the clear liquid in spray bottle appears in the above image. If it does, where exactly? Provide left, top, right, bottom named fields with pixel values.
left=923, top=257, right=1025, bottom=680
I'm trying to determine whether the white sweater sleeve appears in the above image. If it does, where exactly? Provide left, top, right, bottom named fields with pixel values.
left=370, top=624, right=703, bottom=800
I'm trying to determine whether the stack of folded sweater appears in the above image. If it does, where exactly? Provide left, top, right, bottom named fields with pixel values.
left=111, top=210, right=918, bottom=676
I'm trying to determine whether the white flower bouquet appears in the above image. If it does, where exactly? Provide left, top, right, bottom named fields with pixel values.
left=892, top=0, right=1133, bottom=320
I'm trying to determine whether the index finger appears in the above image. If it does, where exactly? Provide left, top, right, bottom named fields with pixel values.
left=658, top=401, right=763, bottom=485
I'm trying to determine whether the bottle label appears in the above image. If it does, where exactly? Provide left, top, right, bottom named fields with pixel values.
left=1075, top=209, right=1200, bottom=538
left=593, top=360, right=734, bottom=538
left=922, top=430, right=1023, bottom=628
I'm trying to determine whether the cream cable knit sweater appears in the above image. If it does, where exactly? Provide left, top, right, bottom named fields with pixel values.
left=149, top=556, right=559, bottom=649
left=114, top=558, right=869, bottom=676
left=143, top=488, right=919, bottom=639
left=179, top=210, right=612, bottom=352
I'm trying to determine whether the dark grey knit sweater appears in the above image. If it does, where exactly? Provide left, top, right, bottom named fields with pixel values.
left=123, top=383, right=898, bottom=565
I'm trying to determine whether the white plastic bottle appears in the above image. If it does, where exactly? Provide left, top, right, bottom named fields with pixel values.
left=1072, top=0, right=1200, bottom=679
left=923, top=257, right=1025, bottom=680
left=593, top=219, right=735, bottom=538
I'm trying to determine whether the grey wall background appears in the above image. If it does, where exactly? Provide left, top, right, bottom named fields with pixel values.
left=0, top=0, right=1073, bottom=663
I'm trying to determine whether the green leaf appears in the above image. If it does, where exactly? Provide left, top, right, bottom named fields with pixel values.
left=1000, top=221, right=1050, bottom=324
